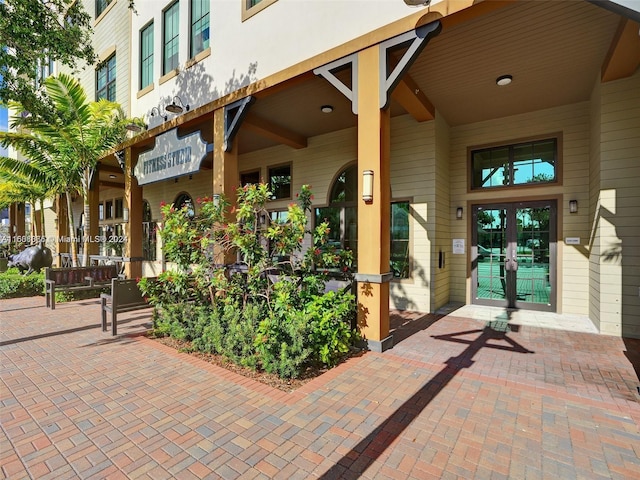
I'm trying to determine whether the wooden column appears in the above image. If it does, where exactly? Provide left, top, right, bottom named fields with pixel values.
left=213, top=108, right=239, bottom=265
left=124, top=147, right=143, bottom=278
left=356, top=45, right=393, bottom=352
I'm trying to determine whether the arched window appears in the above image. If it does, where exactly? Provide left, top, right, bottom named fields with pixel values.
left=174, top=192, right=195, bottom=218
left=314, top=164, right=411, bottom=279
left=314, top=165, right=358, bottom=265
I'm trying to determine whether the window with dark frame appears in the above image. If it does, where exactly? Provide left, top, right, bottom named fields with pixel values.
left=163, top=1, right=180, bottom=75
left=105, top=200, right=113, bottom=220
left=96, top=0, right=113, bottom=17
left=390, top=202, right=410, bottom=279
left=114, top=198, right=124, bottom=219
left=142, top=201, right=157, bottom=261
left=96, top=54, right=116, bottom=101
left=268, top=164, right=291, bottom=200
left=471, top=138, right=557, bottom=190
left=240, top=170, right=260, bottom=186
left=140, top=22, right=154, bottom=90
left=190, top=0, right=210, bottom=58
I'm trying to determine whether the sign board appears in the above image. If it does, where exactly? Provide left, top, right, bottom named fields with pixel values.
left=452, top=239, right=465, bottom=254
left=134, top=129, right=207, bottom=185
left=565, top=237, right=581, bottom=245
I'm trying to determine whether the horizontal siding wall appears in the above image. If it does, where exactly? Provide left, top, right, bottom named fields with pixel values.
left=598, top=72, right=640, bottom=338
left=589, top=77, right=602, bottom=331
left=450, top=102, right=592, bottom=315
left=433, top=112, right=451, bottom=311
left=389, top=115, right=436, bottom=313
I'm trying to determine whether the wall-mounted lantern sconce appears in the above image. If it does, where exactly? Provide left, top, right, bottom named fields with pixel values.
left=213, top=194, right=221, bottom=208
left=569, top=200, right=578, bottom=214
left=166, top=96, right=190, bottom=114
left=362, top=170, right=374, bottom=203
left=125, top=122, right=147, bottom=133
left=123, top=207, right=129, bottom=223
left=150, top=106, right=167, bottom=121
left=456, top=207, right=463, bottom=220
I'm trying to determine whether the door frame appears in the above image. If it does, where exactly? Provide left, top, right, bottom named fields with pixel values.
left=470, top=198, right=558, bottom=312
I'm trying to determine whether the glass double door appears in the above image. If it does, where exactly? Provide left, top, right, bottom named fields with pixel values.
left=472, top=200, right=556, bottom=311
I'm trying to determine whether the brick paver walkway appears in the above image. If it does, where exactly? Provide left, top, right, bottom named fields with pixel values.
left=1, top=296, right=639, bottom=479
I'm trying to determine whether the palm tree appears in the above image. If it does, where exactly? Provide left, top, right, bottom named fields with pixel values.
left=0, top=163, right=54, bottom=239
left=0, top=73, right=129, bottom=266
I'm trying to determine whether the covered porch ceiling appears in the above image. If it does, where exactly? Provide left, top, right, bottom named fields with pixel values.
left=235, top=0, right=635, bottom=154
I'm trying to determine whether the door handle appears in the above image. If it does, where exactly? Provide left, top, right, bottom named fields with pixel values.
left=505, top=258, right=518, bottom=272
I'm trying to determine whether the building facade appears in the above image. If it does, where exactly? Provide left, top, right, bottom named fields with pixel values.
left=20, top=0, right=640, bottom=346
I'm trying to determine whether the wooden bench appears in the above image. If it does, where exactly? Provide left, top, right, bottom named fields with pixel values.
left=45, top=265, right=120, bottom=310
left=101, top=278, right=154, bottom=336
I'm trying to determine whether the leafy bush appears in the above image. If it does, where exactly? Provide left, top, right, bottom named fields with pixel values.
left=140, top=184, right=360, bottom=379
left=0, top=268, right=44, bottom=299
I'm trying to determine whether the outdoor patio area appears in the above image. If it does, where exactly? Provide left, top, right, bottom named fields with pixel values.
left=1, top=296, right=639, bottom=479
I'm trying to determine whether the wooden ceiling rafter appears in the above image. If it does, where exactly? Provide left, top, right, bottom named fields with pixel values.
left=243, top=112, right=308, bottom=149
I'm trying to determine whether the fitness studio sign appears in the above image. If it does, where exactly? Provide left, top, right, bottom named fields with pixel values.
left=134, top=129, right=207, bottom=185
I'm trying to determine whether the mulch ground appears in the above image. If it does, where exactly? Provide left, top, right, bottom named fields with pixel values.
left=151, top=335, right=364, bottom=392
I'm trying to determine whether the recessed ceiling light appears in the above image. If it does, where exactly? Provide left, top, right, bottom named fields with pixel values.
left=109, top=174, right=117, bottom=179
left=496, top=75, right=513, bottom=86
left=321, top=105, right=334, bottom=113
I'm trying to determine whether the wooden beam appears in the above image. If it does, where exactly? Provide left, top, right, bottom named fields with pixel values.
left=98, top=164, right=123, bottom=174
left=99, top=181, right=124, bottom=189
left=243, top=113, right=307, bottom=149
left=602, top=18, right=640, bottom=82
left=391, top=74, right=435, bottom=122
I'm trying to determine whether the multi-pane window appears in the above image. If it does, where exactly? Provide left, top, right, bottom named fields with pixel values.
left=96, top=0, right=113, bottom=17
left=142, top=201, right=157, bottom=261
left=96, top=54, right=116, bottom=101
left=391, top=202, right=410, bottom=279
left=314, top=165, right=412, bottom=278
left=140, top=22, right=154, bottom=90
left=163, top=2, right=180, bottom=75
left=268, top=164, right=291, bottom=200
left=114, top=198, right=124, bottom=219
left=190, top=0, right=210, bottom=58
left=471, top=138, right=557, bottom=190
left=240, top=170, right=260, bottom=186
left=314, top=164, right=358, bottom=265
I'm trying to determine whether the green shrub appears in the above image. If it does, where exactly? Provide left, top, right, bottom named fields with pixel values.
left=0, top=268, right=44, bottom=299
left=142, top=184, right=360, bottom=379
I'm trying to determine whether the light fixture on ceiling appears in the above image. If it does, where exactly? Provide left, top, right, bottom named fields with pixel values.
left=109, top=174, right=117, bottom=179
left=496, top=75, right=513, bottom=86
left=150, top=106, right=167, bottom=121
left=166, top=96, right=190, bottom=114
left=320, top=105, right=334, bottom=114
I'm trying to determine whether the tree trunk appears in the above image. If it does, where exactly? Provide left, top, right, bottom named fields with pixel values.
left=39, top=199, right=46, bottom=239
left=82, top=169, right=92, bottom=267
left=65, top=191, right=78, bottom=267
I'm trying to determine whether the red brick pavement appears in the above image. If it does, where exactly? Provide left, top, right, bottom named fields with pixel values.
left=1, top=296, right=639, bottom=479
